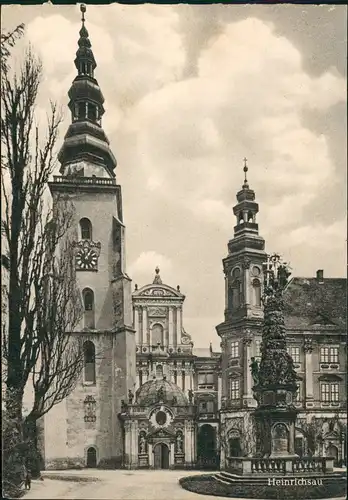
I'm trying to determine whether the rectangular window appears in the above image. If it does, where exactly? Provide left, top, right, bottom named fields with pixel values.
left=321, top=383, right=339, bottom=402
left=329, top=347, right=339, bottom=363
left=199, top=402, right=207, bottom=412
left=230, top=379, right=239, bottom=400
left=255, top=340, right=261, bottom=358
left=206, top=401, right=214, bottom=413
left=230, top=341, right=239, bottom=359
left=288, top=346, right=300, bottom=363
left=198, top=373, right=214, bottom=387
left=320, top=347, right=329, bottom=363
left=321, top=383, right=330, bottom=401
left=331, top=383, right=339, bottom=401
left=320, top=347, right=339, bottom=363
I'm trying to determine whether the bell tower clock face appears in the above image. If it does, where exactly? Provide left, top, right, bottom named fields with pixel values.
left=75, top=247, right=98, bottom=271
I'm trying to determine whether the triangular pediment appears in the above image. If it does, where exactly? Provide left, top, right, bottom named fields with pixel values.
left=310, top=312, right=337, bottom=326
left=324, top=430, right=340, bottom=440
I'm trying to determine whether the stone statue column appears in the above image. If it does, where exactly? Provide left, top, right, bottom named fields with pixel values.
left=168, top=307, right=174, bottom=346
left=243, top=335, right=253, bottom=400
left=131, top=422, right=138, bottom=466
left=218, top=372, right=222, bottom=409
left=135, top=368, right=140, bottom=391
left=143, top=307, right=148, bottom=345
left=134, top=307, right=140, bottom=345
left=170, top=442, right=175, bottom=467
left=185, top=363, right=191, bottom=392
left=148, top=443, right=153, bottom=467
left=124, top=420, right=131, bottom=469
left=304, top=337, right=314, bottom=401
left=178, top=306, right=183, bottom=345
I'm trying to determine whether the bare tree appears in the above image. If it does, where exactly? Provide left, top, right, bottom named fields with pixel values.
left=1, top=35, right=83, bottom=492
left=22, top=210, right=84, bottom=438
left=296, top=417, right=324, bottom=456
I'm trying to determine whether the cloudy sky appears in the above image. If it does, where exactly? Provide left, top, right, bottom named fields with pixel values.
left=2, top=3, right=347, bottom=349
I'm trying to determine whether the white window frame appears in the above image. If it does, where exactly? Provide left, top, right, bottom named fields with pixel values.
left=230, top=341, right=239, bottom=359
left=320, top=346, right=339, bottom=364
left=320, top=382, right=339, bottom=402
left=288, top=346, right=300, bottom=363
left=230, top=379, right=240, bottom=400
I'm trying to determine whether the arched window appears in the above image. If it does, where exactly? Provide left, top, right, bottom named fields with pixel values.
left=156, top=364, right=163, bottom=379
left=247, top=211, right=254, bottom=223
left=252, top=279, right=261, bottom=307
left=152, top=323, right=164, bottom=346
left=230, top=281, right=241, bottom=309
left=77, top=101, right=86, bottom=120
left=87, top=103, right=97, bottom=121
left=83, top=288, right=95, bottom=329
left=83, top=341, right=96, bottom=384
left=238, top=212, right=244, bottom=225
left=228, top=430, right=241, bottom=457
left=80, top=218, right=92, bottom=240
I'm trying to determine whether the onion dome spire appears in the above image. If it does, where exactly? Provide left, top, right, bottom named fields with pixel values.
left=231, top=158, right=260, bottom=237
left=57, top=3, right=117, bottom=178
left=74, top=4, right=96, bottom=76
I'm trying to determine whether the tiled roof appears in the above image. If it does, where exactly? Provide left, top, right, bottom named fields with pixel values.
left=283, top=277, right=347, bottom=330
left=193, top=348, right=211, bottom=358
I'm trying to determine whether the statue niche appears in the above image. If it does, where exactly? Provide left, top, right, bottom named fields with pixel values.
left=175, top=431, right=184, bottom=454
left=272, top=423, right=289, bottom=456
left=138, top=431, right=147, bottom=455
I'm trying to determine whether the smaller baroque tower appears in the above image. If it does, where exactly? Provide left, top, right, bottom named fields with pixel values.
left=216, top=160, right=267, bottom=467
left=43, top=5, right=136, bottom=469
left=132, top=267, right=194, bottom=393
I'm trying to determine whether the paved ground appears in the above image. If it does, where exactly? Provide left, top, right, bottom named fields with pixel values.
left=24, top=468, right=347, bottom=500
left=24, top=469, right=227, bottom=500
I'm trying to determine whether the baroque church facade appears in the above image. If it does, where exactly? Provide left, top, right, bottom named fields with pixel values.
left=41, top=7, right=346, bottom=470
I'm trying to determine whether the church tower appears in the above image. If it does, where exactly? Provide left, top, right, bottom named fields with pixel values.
left=216, top=160, right=267, bottom=467
left=44, top=5, right=136, bottom=469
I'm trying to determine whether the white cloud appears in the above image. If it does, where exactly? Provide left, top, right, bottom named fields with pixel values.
left=19, top=6, right=346, bottom=346
left=125, top=16, right=345, bottom=236
left=129, top=251, right=173, bottom=281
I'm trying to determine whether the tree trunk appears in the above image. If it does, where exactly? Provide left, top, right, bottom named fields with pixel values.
left=3, top=385, right=25, bottom=497
left=23, top=415, right=43, bottom=479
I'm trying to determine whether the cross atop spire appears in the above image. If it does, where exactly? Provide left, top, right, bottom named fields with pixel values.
left=80, top=3, right=86, bottom=23
left=243, top=157, right=249, bottom=189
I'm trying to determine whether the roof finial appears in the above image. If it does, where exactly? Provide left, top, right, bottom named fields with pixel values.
left=80, top=4, right=86, bottom=24
left=242, top=157, right=249, bottom=189
left=153, top=266, right=162, bottom=285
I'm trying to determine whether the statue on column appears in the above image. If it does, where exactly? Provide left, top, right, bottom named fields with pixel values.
left=176, top=432, right=183, bottom=453
left=139, top=432, right=147, bottom=454
left=128, top=389, right=134, bottom=404
left=188, top=389, right=194, bottom=404
left=250, top=357, right=259, bottom=385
